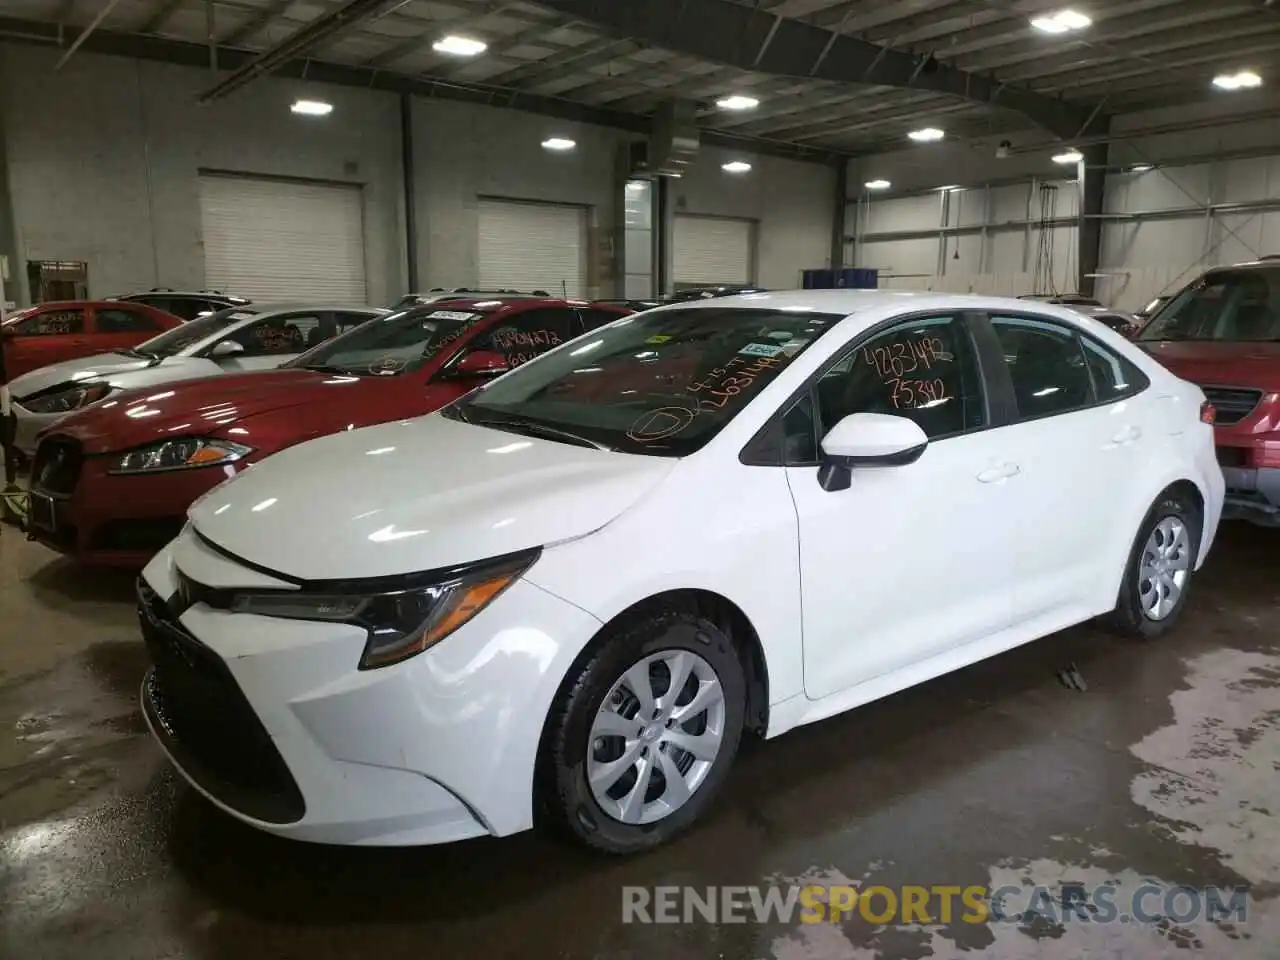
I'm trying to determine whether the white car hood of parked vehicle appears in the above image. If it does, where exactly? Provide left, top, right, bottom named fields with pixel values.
left=8, top=352, right=225, bottom=400
left=187, top=413, right=676, bottom=581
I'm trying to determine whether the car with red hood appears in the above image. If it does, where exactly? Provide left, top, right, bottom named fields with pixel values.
left=1135, top=260, right=1280, bottom=526
left=26, top=297, right=632, bottom=565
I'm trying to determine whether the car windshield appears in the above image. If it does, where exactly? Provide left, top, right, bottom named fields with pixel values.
left=285, top=306, right=490, bottom=376
left=447, top=306, right=844, bottom=456
left=1139, top=270, right=1280, bottom=342
left=132, top=307, right=258, bottom=357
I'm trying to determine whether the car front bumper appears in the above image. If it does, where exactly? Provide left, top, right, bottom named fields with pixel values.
left=26, top=435, right=246, bottom=566
left=139, top=527, right=602, bottom=845
left=1220, top=465, right=1280, bottom=527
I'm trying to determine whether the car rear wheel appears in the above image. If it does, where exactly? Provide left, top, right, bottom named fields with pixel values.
left=538, top=610, right=745, bottom=854
left=1107, top=492, right=1201, bottom=639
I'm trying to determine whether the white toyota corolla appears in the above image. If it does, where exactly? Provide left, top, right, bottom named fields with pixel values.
left=139, top=290, right=1224, bottom=852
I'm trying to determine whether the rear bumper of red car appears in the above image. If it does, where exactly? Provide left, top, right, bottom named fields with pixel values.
left=26, top=436, right=250, bottom=566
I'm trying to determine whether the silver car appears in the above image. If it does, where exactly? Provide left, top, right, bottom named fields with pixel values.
left=2, top=303, right=385, bottom=456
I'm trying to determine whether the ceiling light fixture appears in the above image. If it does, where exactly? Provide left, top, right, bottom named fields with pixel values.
left=1053, top=149, right=1084, bottom=164
left=1130, top=163, right=1154, bottom=173
left=716, top=95, right=760, bottom=111
left=721, top=160, right=752, bottom=173
left=937, top=184, right=961, bottom=191
left=541, top=137, right=576, bottom=151
left=908, top=127, right=946, bottom=143
left=290, top=99, right=333, bottom=117
left=865, top=179, right=891, bottom=190
left=1030, top=9, right=1092, bottom=34
left=433, top=35, right=487, bottom=56
left=1213, top=70, right=1262, bottom=91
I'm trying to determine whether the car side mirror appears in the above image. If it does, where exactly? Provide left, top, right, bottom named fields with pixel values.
left=817, top=413, right=929, bottom=492
left=0, top=324, right=17, bottom=338
left=210, top=340, right=245, bottom=358
left=451, top=349, right=510, bottom=378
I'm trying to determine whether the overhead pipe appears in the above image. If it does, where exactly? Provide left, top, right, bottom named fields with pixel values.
left=197, top=0, right=407, bottom=103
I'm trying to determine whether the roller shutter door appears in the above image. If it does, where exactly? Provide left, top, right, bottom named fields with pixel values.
left=674, top=215, right=753, bottom=287
left=478, top=199, right=585, bottom=298
left=199, top=175, right=367, bottom=304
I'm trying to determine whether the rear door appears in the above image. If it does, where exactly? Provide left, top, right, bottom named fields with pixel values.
left=4, top=306, right=90, bottom=378
left=983, top=312, right=1152, bottom=623
left=91, top=305, right=168, bottom=354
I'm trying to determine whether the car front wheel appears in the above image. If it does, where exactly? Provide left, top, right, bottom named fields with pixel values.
left=539, top=610, right=746, bottom=854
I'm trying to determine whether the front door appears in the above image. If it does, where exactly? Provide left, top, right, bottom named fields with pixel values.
left=785, top=314, right=1018, bottom=700
left=91, top=306, right=165, bottom=355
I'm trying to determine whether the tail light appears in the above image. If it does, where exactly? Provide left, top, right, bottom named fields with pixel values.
left=1200, top=401, right=1216, bottom=424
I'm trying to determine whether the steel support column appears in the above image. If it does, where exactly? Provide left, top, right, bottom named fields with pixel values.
left=831, top=160, right=847, bottom=270
left=1078, top=137, right=1110, bottom=297
left=400, top=93, right=418, bottom=293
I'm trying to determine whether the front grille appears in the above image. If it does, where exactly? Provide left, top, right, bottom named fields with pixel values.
left=30, top=436, right=83, bottom=496
left=1217, top=446, right=1250, bottom=468
left=1202, top=386, right=1264, bottom=426
left=138, top=578, right=305, bottom=824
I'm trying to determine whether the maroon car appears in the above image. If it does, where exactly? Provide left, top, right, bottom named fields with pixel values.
left=1136, top=260, right=1280, bottom=526
left=26, top=298, right=631, bottom=565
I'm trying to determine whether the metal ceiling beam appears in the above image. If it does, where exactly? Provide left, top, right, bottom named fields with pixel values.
left=220, top=0, right=293, bottom=46
left=55, top=0, right=126, bottom=69
left=0, top=15, right=849, bottom=165
left=527, top=0, right=1105, bottom=138
left=198, top=0, right=403, bottom=101
left=140, top=0, right=186, bottom=34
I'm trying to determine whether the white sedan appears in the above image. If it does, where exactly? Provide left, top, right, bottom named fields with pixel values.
left=139, top=290, right=1223, bottom=852
left=3, top=303, right=384, bottom=456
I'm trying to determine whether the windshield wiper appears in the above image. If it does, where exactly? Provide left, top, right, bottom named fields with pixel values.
left=469, top=414, right=611, bottom=451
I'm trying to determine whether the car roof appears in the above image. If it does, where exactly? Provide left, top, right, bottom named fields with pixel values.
left=239, top=302, right=387, bottom=316
left=651, top=288, right=1115, bottom=318
left=20, top=299, right=159, bottom=310
left=402, top=296, right=590, bottom=313
left=116, top=290, right=249, bottom=300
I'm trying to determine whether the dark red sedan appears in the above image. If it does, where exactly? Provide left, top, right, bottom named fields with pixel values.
left=26, top=297, right=631, bottom=565
left=2, top=300, right=184, bottom=381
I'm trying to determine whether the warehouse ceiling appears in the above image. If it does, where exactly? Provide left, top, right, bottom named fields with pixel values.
left=2, top=0, right=1280, bottom=159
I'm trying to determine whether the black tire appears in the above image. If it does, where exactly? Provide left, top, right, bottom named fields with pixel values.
left=538, top=610, right=746, bottom=854
left=1106, top=491, right=1201, bottom=639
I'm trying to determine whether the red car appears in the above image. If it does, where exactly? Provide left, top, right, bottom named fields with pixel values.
left=2, top=300, right=184, bottom=382
left=26, top=297, right=632, bottom=565
left=1135, top=260, right=1280, bottom=527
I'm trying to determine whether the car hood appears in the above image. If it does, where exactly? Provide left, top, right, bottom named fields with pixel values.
left=1138, top=340, right=1280, bottom=392
left=52, top=368, right=369, bottom=453
left=188, top=414, right=675, bottom=580
left=8, top=352, right=153, bottom=399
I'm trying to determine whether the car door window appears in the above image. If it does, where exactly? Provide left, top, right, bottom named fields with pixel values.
left=332, top=311, right=376, bottom=339
left=1081, top=337, right=1150, bottom=402
left=991, top=315, right=1095, bottom=420
left=96, top=307, right=160, bottom=334
left=810, top=315, right=985, bottom=443
left=14, top=309, right=86, bottom=335
left=469, top=308, right=578, bottom=368
left=223, top=315, right=320, bottom=357
left=578, top=308, right=625, bottom=333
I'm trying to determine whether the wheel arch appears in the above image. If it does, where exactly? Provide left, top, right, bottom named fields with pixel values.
left=1106, top=475, right=1208, bottom=605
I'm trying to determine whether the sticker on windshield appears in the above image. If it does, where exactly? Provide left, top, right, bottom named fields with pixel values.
left=427, top=310, right=479, bottom=321
left=739, top=342, right=785, bottom=358
left=779, top=338, right=810, bottom=356
left=368, top=357, right=407, bottom=375
left=768, top=330, right=793, bottom=340
left=645, top=335, right=672, bottom=344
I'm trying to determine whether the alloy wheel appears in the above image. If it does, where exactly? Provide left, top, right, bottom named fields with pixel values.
left=586, top=649, right=726, bottom=825
left=1139, top=516, right=1191, bottom=621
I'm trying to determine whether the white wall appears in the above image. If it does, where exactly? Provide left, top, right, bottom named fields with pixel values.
left=672, top=145, right=835, bottom=289
left=0, top=43, right=405, bottom=306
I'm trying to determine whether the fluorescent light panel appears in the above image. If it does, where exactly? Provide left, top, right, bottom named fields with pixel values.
left=865, top=179, right=891, bottom=190
left=1053, top=149, right=1084, bottom=164
left=433, top=35, right=486, bottom=56
left=291, top=99, right=332, bottom=116
left=716, top=95, right=759, bottom=111
left=721, top=161, right=752, bottom=173
left=541, top=137, right=576, bottom=151
left=1030, top=9, right=1092, bottom=34
left=908, top=127, right=945, bottom=143
left=1213, top=70, right=1262, bottom=90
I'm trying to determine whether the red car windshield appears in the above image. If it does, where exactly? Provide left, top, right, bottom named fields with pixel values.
left=286, top=306, right=491, bottom=376
left=1140, top=269, right=1280, bottom=342
left=446, top=306, right=843, bottom=456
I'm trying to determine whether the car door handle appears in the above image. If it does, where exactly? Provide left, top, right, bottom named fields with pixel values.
left=1111, top=425, right=1143, bottom=445
left=977, top=463, right=1021, bottom=483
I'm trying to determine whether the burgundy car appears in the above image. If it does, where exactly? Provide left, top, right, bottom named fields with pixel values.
left=26, top=298, right=631, bottom=565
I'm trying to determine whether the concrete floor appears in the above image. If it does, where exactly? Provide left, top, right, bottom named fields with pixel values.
left=1, top=524, right=1277, bottom=960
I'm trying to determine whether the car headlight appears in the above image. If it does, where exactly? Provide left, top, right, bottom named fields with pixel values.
left=22, top=382, right=112, bottom=414
left=109, top=438, right=254, bottom=474
left=228, top=548, right=540, bottom=669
